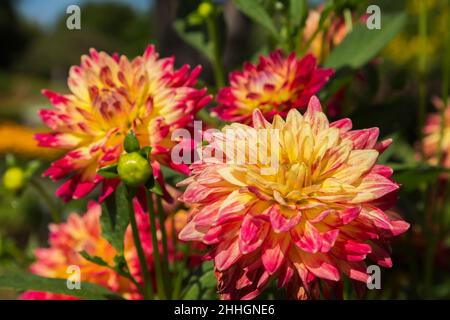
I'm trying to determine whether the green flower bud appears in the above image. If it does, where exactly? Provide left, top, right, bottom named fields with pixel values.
left=198, top=2, right=213, bottom=18
left=124, top=131, right=140, bottom=153
left=117, top=152, right=152, bottom=187
left=3, top=167, right=25, bottom=191
left=274, top=1, right=284, bottom=11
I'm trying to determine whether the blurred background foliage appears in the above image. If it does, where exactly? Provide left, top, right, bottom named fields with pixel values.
left=0, top=0, right=449, bottom=299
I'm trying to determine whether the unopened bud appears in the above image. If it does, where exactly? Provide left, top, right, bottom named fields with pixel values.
left=198, top=2, right=213, bottom=18
left=3, top=167, right=25, bottom=191
left=117, top=152, right=151, bottom=187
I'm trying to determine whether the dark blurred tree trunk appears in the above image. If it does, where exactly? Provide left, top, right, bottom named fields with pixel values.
left=153, top=0, right=211, bottom=80
left=153, top=0, right=178, bottom=55
left=0, top=0, right=33, bottom=70
left=223, top=0, right=252, bottom=69
left=151, top=0, right=252, bottom=84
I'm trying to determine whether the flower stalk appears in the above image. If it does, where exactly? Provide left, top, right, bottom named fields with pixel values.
left=145, top=188, right=167, bottom=299
left=29, top=178, right=61, bottom=223
left=126, top=188, right=153, bottom=300
left=206, top=12, right=225, bottom=89
left=156, top=195, right=172, bottom=298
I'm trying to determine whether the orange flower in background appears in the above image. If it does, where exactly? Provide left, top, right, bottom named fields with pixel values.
left=0, top=122, right=59, bottom=160
left=213, top=50, right=333, bottom=124
left=179, top=96, right=409, bottom=299
left=36, top=45, right=211, bottom=201
left=20, top=200, right=190, bottom=300
left=302, top=7, right=361, bottom=62
left=422, top=97, right=450, bottom=168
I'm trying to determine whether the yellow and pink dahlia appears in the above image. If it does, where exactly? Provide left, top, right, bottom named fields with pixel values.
left=179, top=96, right=409, bottom=299
left=20, top=200, right=185, bottom=300
left=213, top=50, right=333, bottom=124
left=422, top=97, right=450, bottom=168
left=36, top=45, right=211, bottom=201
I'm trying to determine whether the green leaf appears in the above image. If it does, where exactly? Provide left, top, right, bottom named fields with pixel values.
left=187, top=11, right=204, bottom=26
left=149, top=180, right=163, bottom=196
left=173, top=20, right=214, bottom=62
left=100, top=202, right=120, bottom=250
left=113, top=254, right=129, bottom=275
left=114, top=183, right=131, bottom=251
left=289, top=0, right=307, bottom=28
left=160, top=165, right=186, bottom=186
left=24, top=160, right=41, bottom=179
left=183, top=261, right=217, bottom=299
left=79, top=250, right=109, bottom=267
left=97, top=164, right=118, bottom=179
left=324, top=13, right=407, bottom=69
left=394, top=165, right=450, bottom=192
left=124, top=131, right=140, bottom=153
left=378, top=134, right=416, bottom=165
left=232, top=0, right=279, bottom=39
left=100, top=184, right=130, bottom=253
left=0, top=272, right=122, bottom=300
left=139, top=146, right=152, bottom=160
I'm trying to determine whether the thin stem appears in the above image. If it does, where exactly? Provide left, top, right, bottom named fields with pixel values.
left=156, top=196, right=171, bottom=298
left=437, top=0, right=449, bottom=165
left=171, top=211, right=178, bottom=268
left=127, top=193, right=153, bottom=300
left=425, top=0, right=450, bottom=297
left=206, top=14, right=225, bottom=89
left=145, top=188, right=166, bottom=299
left=417, top=0, right=428, bottom=159
left=172, top=245, right=191, bottom=299
left=285, top=11, right=293, bottom=52
left=29, top=179, right=60, bottom=222
left=424, top=234, right=438, bottom=297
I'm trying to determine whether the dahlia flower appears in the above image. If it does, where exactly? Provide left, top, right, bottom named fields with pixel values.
left=213, top=50, right=333, bottom=124
left=36, top=45, right=211, bottom=201
left=179, top=96, right=409, bottom=299
left=21, top=200, right=183, bottom=300
left=422, top=97, right=450, bottom=168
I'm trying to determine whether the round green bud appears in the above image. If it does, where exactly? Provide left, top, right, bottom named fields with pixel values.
left=3, top=167, right=25, bottom=191
left=274, top=1, right=284, bottom=11
left=198, top=2, right=213, bottom=18
left=117, top=152, right=152, bottom=187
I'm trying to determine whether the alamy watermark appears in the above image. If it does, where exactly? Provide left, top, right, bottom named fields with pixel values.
left=66, top=5, right=81, bottom=30
left=367, top=265, right=381, bottom=289
left=171, top=121, right=281, bottom=175
left=66, top=265, right=81, bottom=290
left=366, top=5, right=381, bottom=30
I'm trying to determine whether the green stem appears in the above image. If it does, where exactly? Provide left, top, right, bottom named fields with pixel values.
left=285, top=13, right=293, bottom=52
left=425, top=1, right=450, bottom=297
left=424, top=227, right=438, bottom=297
left=206, top=14, right=225, bottom=89
left=171, top=211, right=178, bottom=266
left=172, top=245, right=191, bottom=299
left=437, top=0, right=449, bottom=165
left=343, top=9, right=353, bottom=33
left=156, top=196, right=171, bottom=298
left=127, top=192, right=153, bottom=299
left=417, top=0, right=428, bottom=159
left=146, top=188, right=166, bottom=299
left=29, top=179, right=61, bottom=223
